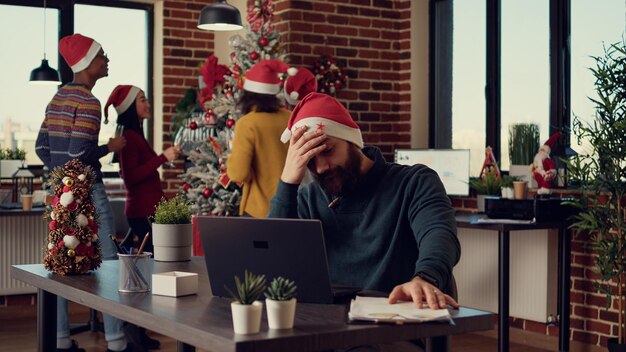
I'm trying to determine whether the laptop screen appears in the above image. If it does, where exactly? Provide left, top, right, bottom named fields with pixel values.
left=198, top=216, right=338, bottom=304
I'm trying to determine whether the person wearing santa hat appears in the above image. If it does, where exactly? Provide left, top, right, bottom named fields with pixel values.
left=531, top=131, right=560, bottom=195
left=226, top=59, right=294, bottom=218
left=269, top=93, right=460, bottom=325
left=35, top=34, right=136, bottom=352
left=283, top=67, right=318, bottom=106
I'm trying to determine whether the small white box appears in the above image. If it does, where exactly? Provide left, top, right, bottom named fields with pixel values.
left=151, top=271, right=198, bottom=297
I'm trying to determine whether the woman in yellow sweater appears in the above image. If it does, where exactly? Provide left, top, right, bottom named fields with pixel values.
left=227, top=59, right=293, bottom=218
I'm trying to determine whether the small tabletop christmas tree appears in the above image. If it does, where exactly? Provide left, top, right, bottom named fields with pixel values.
left=43, top=160, right=101, bottom=275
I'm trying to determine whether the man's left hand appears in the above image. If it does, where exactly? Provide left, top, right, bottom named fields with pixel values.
left=388, top=276, right=459, bottom=310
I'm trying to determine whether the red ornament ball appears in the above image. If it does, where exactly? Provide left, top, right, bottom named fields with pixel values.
left=233, top=65, right=241, bottom=73
left=203, top=187, right=213, bottom=198
left=258, top=37, right=269, bottom=47
left=226, top=118, right=235, bottom=128
left=183, top=183, right=191, bottom=191
left=204, top=111, right=216, bottom=124
left=249, top=51, right=259, bottom=61
left=189, top=121, right=198, bottom=130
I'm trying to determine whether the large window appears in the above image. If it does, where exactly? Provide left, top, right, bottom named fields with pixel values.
left=571, top=0, right=625, bottom=155
left=0, top=4, right=59, bottom=165
left=0, top=1, right=152, bottom=174
left=451, top=0, right=486, bottom=176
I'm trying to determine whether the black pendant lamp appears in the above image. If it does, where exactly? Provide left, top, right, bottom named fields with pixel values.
left=197, top=0, right=243, bottom=31
left=29, top=0, right=60, bottom=85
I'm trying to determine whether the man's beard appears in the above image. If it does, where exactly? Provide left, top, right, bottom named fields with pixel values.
left=313, top=146, right=362, bottom=197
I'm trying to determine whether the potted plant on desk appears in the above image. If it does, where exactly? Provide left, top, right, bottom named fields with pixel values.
left=0, top=147, right=26, bottom=178
left=564, top=40, right=626, bottom=351
left=508, top=123, right=540, bottom=188
left=469, top=173, right=502, bottom=212
left=152, top=194, right=192, bottom=261
left=225, top=270, right=266, bottom=334
left=265, top=276, right=297, bottom=329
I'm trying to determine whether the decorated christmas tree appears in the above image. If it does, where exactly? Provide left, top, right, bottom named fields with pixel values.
left=43, top=160, right=102, bottom=275
left=174, top=0, right=287, bottom=216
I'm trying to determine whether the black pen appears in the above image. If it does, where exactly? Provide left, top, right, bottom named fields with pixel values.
left=109, top=235, right=123, bottom=254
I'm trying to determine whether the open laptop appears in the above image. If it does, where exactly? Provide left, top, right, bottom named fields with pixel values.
left=198, top=216, right=360, bottom=304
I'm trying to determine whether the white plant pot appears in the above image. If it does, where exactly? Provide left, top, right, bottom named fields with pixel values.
left=152, top=223, right=193, bottom=262
left=476, top=194, right=486, bottom=213
left=231, top=301, right=263, bottom=335
left=266, top=298, right=296, bottom=330
left=0, top=160, right=23, bottom=178
left=509, top=164, right=537, bottom=189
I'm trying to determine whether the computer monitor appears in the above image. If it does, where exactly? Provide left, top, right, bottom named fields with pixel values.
left=394, top=149, right=470, bottom=196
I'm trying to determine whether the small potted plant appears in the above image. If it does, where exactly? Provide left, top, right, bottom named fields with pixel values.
left=508, top=123, right=540, bottom=188
left=0, top=147, right=26, bottom=178
left=469, top=173, right=502, bottom=212
left=152, top=194, right=192, bottom=261
left=225, top=270, right=266, bottom=335
left=500, top=175, right=520, bottom=199
left=265, top=276, right=297, bottom=330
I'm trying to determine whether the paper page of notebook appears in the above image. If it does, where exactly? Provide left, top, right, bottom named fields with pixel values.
left=348, top=296, right=452, bottom=324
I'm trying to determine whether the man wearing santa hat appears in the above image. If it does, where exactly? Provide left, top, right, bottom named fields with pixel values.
left=531, top=132, right=560, bottom=195
left=35, top=34, right=134, bottom=352
left=270, top=94, right=460, bottom=332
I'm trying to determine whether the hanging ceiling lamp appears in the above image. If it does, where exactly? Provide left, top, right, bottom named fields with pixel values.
left=197, top=0, right=243, bottom=31
left=29, top=0, right=60, bottom=85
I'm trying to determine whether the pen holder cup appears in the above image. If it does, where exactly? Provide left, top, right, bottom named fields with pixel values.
left=118, top=252, right=152, bottom=293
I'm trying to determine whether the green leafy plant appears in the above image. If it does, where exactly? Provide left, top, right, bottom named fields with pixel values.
left=469, top=173, right=502, bottom=195
left=225, top=270, right=266, bottom=305
left=153, top=194, right=192, bottom=224
left=265, top=277, right=297, bottom=301
left=508, top=123, right=540, bottom=165
left=564, top=40, right=626, bottom=344
left=501, top=175, right=520, bottom=189
left=0, top=147, right=26, bottom=160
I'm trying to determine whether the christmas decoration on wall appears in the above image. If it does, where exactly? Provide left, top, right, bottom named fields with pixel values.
left=175, top=0, right=286, bottom=216
left=312, top=54, right=348, bottom=95
left=43, top=160, right=101, bottom=275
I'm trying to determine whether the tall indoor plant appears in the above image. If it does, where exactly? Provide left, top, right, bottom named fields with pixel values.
left=508, top=123, right=540, bottom=187
left=565, top=40, right=626, bottom=350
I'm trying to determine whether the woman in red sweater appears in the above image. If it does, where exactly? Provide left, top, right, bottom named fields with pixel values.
left=105, top=85, right=180, bottom=253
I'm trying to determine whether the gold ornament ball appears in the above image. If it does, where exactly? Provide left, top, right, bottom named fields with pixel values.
left=63, top=178, right=74, bottom=187
left=67, top=249, right=75, bottom=257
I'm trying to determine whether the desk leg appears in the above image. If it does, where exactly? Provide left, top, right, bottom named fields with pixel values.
left=177, top=341, right=195, bottom=352
left=559, top=226, right=570, bottom=352
left=499, top=230, right=510, bottom=352
left=37, top=289, right=57, bottom=352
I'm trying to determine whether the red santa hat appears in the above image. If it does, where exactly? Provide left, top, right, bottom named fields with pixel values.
left=284, top=67, right=318, bottom=105
left=280, top=92, right=363, bottom=148
left=243, top=59, right=296, bottom=95
left=541, top=131, right=561, bottom=155
left=59, top=34, right=102, bottom=73
left=104, top=85, right=141, bottom=123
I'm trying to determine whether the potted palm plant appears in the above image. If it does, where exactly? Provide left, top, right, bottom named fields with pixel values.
left=265, top=276, right=297, bottom=329
left=225, top=271, right=266, bottom=334
left=564, top=40, right=626, bottom=351
left=469, top=173, right=502, bottom=212
left=508, top=123, right=540, bottom=188
left=152, top=194, right=192, bottom=261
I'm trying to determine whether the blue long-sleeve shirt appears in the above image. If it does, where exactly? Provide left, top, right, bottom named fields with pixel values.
left=35, top=83, right=109, bottom=182
left=268, top=146, right=460, bottom=293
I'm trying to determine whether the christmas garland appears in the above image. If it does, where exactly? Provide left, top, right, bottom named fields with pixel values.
left=43, top=160, right=101, bottom=275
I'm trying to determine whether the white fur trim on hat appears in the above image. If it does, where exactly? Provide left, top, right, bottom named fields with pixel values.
left=115, top=86, right=140, bottom=116
left=70, top=40, right=102, bottom=73
left=280, top=116, right=364, bottom=148
left=243, top=79, right=280, bottom=95
left=287, top=67, right=298, bottom=76
left=541, top=145, right=551, bottom=155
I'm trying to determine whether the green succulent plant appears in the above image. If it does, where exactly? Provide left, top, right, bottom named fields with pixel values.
left=0, top=147, right=26, bottom=160
left=265, top=277, right=297, bottom=301
left=224, top=270, right=266, bottom=305
left=469, top=173, right=502, bottom=196
left=153, top=194, right=192, bottom=224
